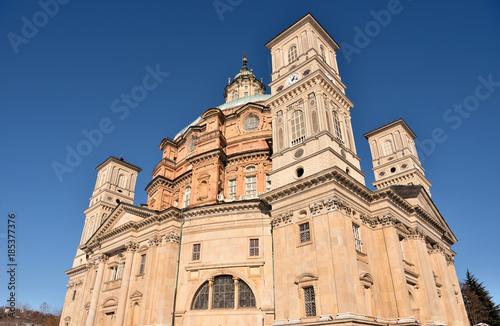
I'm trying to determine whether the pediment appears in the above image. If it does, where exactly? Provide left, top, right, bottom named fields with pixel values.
left=390, top=185, right=457, bottom=243
left=86, top=204, right=155, bottom=245
left=233, top=102, right=268, bottom=117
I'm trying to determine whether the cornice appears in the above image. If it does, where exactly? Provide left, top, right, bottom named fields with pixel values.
left=187, top=148, right=227, bottom=166
left=227, top=150, right=270, bottom=165
left=262, top=166, right=372, bottom=205
left=145, top=175, right=174, bottom=194
left=266, top=70, right=353, bottom=112
left=65, top=264, right=88, bottom=276
left=262, top=166, right=456, bottom=245
left=183, top=199, right=270, bottom=219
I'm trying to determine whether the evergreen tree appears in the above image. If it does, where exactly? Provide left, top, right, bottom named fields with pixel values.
left=464, top=270, right=500, bottom=326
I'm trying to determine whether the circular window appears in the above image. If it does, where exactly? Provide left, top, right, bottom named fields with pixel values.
left=296, top=167, right=304, bottom=178
left=390, top=167, right=396, bottom=173
left=294, top=149, right=304, bottom=158
left=243, top=114, right=260, bottom=131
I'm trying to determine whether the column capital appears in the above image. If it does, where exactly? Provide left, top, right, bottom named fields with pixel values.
left=408, top=227, right=425, bottom=240
left=165, top=231, right=180, bottom=243
left=125, top=241, right=138, bottom=252
left=148, top=235, right=161, bottom=247
left=95, top=254, right=108, bottom=264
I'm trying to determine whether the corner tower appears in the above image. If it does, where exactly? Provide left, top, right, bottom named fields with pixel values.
left=363, top=119, right=432, bottom=194
left=72, top=156, right=141, bottom=267
left=265, top=14, right=364, bottom=188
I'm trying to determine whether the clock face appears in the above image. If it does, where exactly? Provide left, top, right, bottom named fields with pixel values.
left=287, top=73, right=299, bottom=86
left=326, top=74, right=336, bottom=85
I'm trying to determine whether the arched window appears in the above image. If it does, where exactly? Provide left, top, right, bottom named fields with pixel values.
left=232, top=90, right=239, bottom=100
left=184, top=186, right=191, bottom=208
left=290, top=110, right=305, bottom=144
left=320, top=45, right=325, bottom=61
left=288, top=46, right=298, bottom=64
left=332, top=109, right=343, bottom=140
left=383, top=140, right=394, bottom=156
left=118, top=175, right=127, bottom=188
left=192, top=282, right=209, bottom=309
left=192, top=275, right=256, bottom=310
left=99, top=170, right=107, bottom=187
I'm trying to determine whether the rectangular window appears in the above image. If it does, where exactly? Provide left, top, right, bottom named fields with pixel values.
left=299, top=222, right=311, bottom=243
left=246, top=175, right=257, bottom=197
left=353, top=224, right=362, bottom=252
left=72, top=290, right=77, bottom=301
left=229, top=179, right=237, bottom=198
left=303, top=286, right=316, bottom=317
left=249, top=239, right=259, bottom=257
left=266, top=174, right=271, bottom=192
left=192, top=243, right=201, bottom=261
left=244, top=91, right=249, bottom=96
left=139, top=254, right=146, bottom=274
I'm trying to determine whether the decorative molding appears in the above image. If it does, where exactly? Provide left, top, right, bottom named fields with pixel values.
left=309, top=195, right=354, bottom=217
left=165, top=231, right=180, bottom=243
left=148, top=235, right=161, bottom=247
left=271, top=211, right=292, bottom=228
left=408, top=227, right=425, bottom=239
left=125, top=241, right=138, bottom=252
left=183, top=200, right=269, bottom=219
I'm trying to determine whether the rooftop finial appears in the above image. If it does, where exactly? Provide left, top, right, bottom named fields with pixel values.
left=241, top=52, right=248, bottom=71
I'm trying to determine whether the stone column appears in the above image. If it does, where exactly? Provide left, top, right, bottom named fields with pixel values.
left=115, top=241, right=137, bottom=326
left=234, top=277, right=240, bottom=309
left=447, top=255, right=469, bottom=325
left=430, top=244, right=462, bottom=326
left=380, top=218, right=414, bottom=321
left=407, top=228, right=444, bottom=323
left=85, top=254, right=107, bottom=326
left=208, top=277, right=214, bottom=309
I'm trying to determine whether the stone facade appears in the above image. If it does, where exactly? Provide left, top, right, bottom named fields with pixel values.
left=60, top=14, right=469, bottom=326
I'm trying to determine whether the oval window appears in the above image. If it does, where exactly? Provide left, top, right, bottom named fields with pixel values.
left=243, top=114, right=260, bottom=131
left=246, top=165, right=256, bottom=172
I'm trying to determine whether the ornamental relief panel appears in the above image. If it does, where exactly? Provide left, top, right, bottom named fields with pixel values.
left=271, top=211, right=293, bottom=228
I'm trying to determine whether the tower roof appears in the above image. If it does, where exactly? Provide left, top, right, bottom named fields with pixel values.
left=95, top=156, right=142, bottom=172
left=363, top=118, right=417, bottom=139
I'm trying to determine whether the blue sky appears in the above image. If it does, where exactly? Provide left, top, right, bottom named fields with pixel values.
left=1, top=0, right=499, bottom=311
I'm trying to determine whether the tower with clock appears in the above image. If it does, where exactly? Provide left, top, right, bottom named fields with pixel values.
left=265, top=14, right=364, bottom=190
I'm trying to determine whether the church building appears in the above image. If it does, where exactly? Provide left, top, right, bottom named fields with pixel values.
left=60, top=14, right=469, bottom=326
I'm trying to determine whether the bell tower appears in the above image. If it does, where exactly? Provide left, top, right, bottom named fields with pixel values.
left=72, top=156, right=142, bottom=267
left=265, top=14, right=364, bottom=188
left=363, top=119, right=432, bottom=194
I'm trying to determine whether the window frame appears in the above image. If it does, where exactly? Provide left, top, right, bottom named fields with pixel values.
left=288, top=45, right=298, bottom=64
left=353, top=224, right=363, bottom=253
left=298, top=221, right=312, bottom=246
left=290, top=110, right=306, bottom=146
left=184, top=186, right=191, bottom=208
left=245, top=175, right=257, bottom=198
left=331, top=107, right=343, bottom=141
left=191, top=275, right=257, bottom=311
left=138, top=254, right=146, bottom=275
left=303, top=286, right=317, bottom=317
left=383, top=140, right=394, bottom=156
left=192, top=243, right=201, bottom=261
left=249, top=238, right=260, bottom=257
left=228, top=179, right=237, bottom=198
